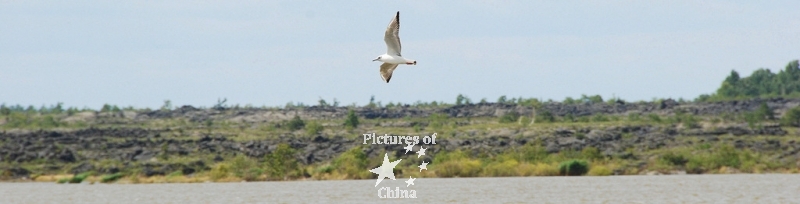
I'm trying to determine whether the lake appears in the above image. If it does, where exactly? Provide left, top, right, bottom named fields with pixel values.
left=1, top=174, right=798, bottom=203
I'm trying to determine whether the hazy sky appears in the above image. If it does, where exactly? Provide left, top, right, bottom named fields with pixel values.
left=2, top=1, right=799, bottom=109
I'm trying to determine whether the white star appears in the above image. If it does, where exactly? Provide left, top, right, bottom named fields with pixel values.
left=418, top=161, right=428, bottom=172
left=403, top=143, right=414, bottom=154
left=405, top=176, right=416, bottom=187
left=416, top=147, right=427, bottom=158
left=368, top=153, right=402, bottom=187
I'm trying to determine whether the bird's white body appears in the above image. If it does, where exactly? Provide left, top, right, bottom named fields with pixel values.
left=373, top=11, right=416, bottom=83
left=375, top=54, right=415, bottom=65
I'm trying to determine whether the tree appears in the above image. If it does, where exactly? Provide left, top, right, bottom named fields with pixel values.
left=454, top=94, right=472, bottom=105
left=758, top=102, right=774, bottom=120
left=344, top=110, right=359, bottom=129
left=287, top=115, right=305, bottom=131
left=214, top=98, right=227, bottom=110
left=264, top=144, right=299, bottom=180
left=161, top=100, right=172, bottom=111
left=725, top=70, right=740, bottom=85
left=318, top=98, right=329, bottom=107
left=497, top=95, right=507, bottom=104
left=783, top=106, right=800, bottom=126
left=367, top=95, right=377, bottom=108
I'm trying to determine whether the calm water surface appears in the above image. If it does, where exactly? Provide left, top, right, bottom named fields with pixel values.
left=1, top=174, right=799, bottom=203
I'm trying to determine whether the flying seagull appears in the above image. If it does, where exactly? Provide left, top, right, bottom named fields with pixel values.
left=373, top=11, right=416, bottom=83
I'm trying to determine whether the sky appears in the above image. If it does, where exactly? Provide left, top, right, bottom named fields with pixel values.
left=2, top=1, right=800, bottom=109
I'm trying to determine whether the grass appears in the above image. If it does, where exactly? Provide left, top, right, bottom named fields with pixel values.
left=101, top=173, right=125, bottom=183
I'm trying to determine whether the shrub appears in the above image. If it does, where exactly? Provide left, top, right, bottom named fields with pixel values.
left=333, top=147, right=369, bottom=179
left=627, top=113, right=641, bottom=121
left=558, top=160, right=589, bottom=176
left=647, top=114, right=662, bottom=122
left=536, top=111, right=555, bottom=123
left=581, top=147, right=603, bottom=160
left=69, top=172, right=91, bottom=183
left=315, top=164, right=335, bottom=175
left=167, top=171, right=183, bottom=178
left=517, top=144, right=548, bottom=163
left=711, top=145, right=740, bottom=168
left=591, top=114, right=609, bottom=122
left=265, top=144, right=299, bottom=180
left=100, top=173, right=124, bottom=183
left=305, top=121, right=324, bottom=136
left=781, top=106, right=800, bottom=126
left=517, top=163, right=559, bottom=176
left=499, top=112, right=520, bottom=123
left=428, top=113, right=449, bottom=129
left=660, top=152, right=688, bottom=166
left=483, top=160, right=519, bottom=177
left=230, top=154, right=261, bottom=181
left=286, top=115, right=305, bottom=131
left=210, top=164, right=231, bottom=181
left=757, top=102, right=774, bottom=120
left=433, top=150, right=483, bottom=177
left=436, top=159, right=482, bottom=177
left=344, top=110, right=359, bottom=129
left=587, top=165, right=612, bottom=176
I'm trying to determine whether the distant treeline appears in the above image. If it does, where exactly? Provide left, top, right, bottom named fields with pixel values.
left=698, top=60, right=800, bottom=101
left=3, top=60, right=800, bottom=113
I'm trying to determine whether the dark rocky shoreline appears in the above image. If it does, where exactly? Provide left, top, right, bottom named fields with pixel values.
left=2, top=98, right=800, bottom=180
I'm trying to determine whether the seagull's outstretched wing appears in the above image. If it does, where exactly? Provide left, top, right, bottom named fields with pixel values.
left=380, top=63, right=399, bottom=83
left=384, top=11, right=401, bottom=56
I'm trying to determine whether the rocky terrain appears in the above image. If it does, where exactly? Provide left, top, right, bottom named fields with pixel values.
left=1, top=98, right=800, bottom=180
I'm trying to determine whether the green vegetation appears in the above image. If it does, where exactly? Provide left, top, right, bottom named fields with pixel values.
left=264, top=144, right=300, bottom=180
left=559, top=160, right=589, bottom=176
left=101, top=173, right=124, bottom=183
left=3, top=59, right=800, bottom=183
left=344, top=110, right=359, bottom=129
left=699, top=60, right=800, bottom=101
left=57, top=172, right=91, bottom=184
left=286, top=115, right=305, bottom=131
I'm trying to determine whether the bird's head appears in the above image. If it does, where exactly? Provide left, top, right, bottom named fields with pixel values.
left=372, top=56, right=382, bottom=62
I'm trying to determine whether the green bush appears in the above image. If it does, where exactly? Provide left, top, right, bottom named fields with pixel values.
left=536, top=111, right=555, bottom=123
left=230, top=154, right=262, bottom=181
left=483, top=160, right=519, bottom=177
left=428, top=113, right=449, bottom=129
left=305, top=121, right=324, bottom=136
left=581, top=147, right=602, bottom=160
left=344, top=110, right=359, bottom=129
left=591, top=114, right=609, bottom=122
left=69, top=172, right=91, bottom=183
left=647, top=114, right=662, bottom=123
left=100, top=173, right=125, bottom=183
left=781, top=106, right=800, bottom=126
left=558, top=160, right=589, bottom=176
left=436, top=159, right=482, bottom=178
left=517, top=144, right=548, bottom=163
left=210, top=164, right=230, bottom=181
left=660, top=152, right=688, bottom=166
left=499, top=112, right=520, bottom=123
left=332, top=147, right=369, bottom=179
left=265, top=144, right=299, bottom=180
left=286, top=115, right=305, bottom=131
left=711, top=145, right=740, bottom=168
